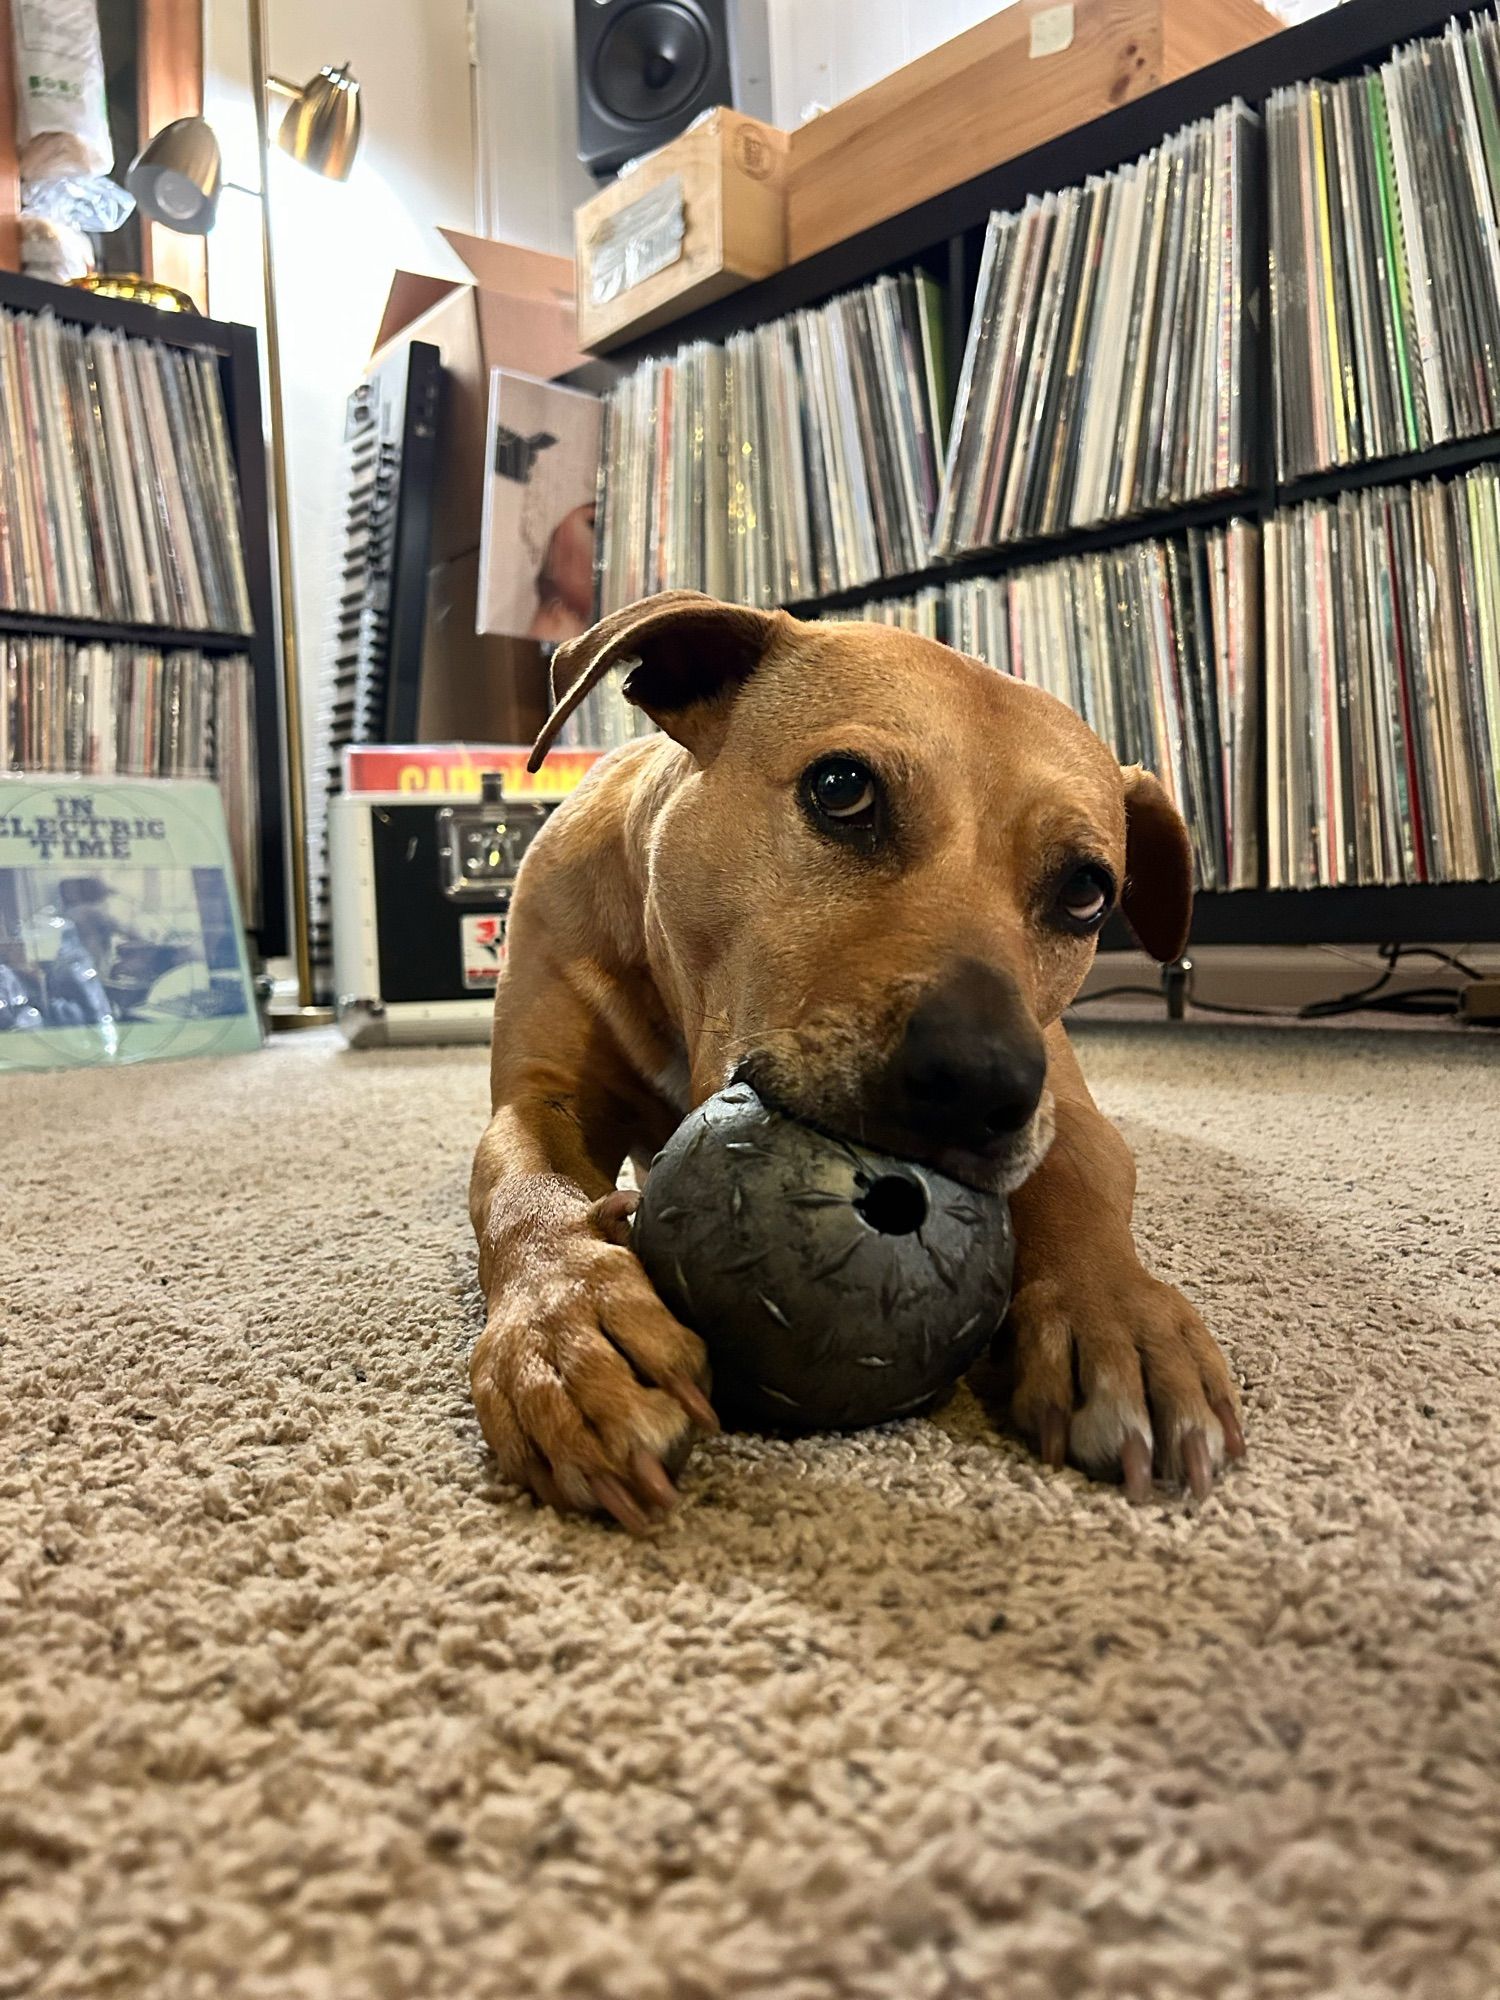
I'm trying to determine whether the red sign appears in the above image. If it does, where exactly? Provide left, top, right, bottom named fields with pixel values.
left=342, top=744, right=603, bottom=800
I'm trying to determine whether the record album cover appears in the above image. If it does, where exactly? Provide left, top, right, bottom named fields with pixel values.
left=477, top=372, right=601, bottom=643
left=0, top=777, right=262, bottom=1074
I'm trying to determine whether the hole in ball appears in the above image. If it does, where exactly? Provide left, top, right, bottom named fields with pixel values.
left=856, top=1172, right=929, bottom=1237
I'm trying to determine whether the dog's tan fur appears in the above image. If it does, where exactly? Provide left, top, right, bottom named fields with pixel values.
left=469, top=593, right=1244, bottom=1531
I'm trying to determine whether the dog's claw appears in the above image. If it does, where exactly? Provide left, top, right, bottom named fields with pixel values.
left=590, top=1472, right=656, bottom=1536
left=1182, top=1429, right=1214, bottom=1501
left=630, top=1448, right=678, bottom=1513
left=1121, top=1431, right=1153, bottom=1504
left=670, top=1377, right=720, bottom=1433
left=1039, top=1407, right=1068, bottom=1470
left=1211, top=1394, right=1247, bottom=1460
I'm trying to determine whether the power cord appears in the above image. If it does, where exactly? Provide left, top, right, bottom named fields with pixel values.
left=1070, top=943, right=1478, bottom=1022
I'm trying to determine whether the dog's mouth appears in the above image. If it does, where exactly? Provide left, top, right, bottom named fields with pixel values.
left=840, top=1093, right=1055, bottom=1195
left=729, top=1054, right=1055, bottom=1195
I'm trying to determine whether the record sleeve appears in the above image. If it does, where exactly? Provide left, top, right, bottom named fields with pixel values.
left=0, top=775, right=262, bottom=1073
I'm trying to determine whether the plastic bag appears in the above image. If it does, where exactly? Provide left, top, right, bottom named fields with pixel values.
left=19, top=211, right=96, bottom=282
left=10, top=0, right=135, bottom=233
left=21, top=171, right=135, bottom=233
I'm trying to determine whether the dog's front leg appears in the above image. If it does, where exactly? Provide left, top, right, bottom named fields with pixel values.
left=469, top=1059, right=715, bottom=1534
left=1003, top=1023, right=1246, bottom=1500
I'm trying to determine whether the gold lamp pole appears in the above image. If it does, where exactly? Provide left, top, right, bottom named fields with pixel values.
left=249, top=0, right=312, bottom=1011
left=248, top=0, right=306, bottom=1011
left=127, top=14, right=362, bottom=1016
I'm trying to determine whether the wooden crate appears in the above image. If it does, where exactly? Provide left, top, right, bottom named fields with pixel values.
left=575, top=109, right=788, bottom=354
left=785, top=0, right=1282, bottom=266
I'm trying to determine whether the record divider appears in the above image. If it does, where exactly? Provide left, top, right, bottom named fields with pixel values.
left=0, top=269, right=286, bottom=964
left=589, top=0, right=1500, bottom=952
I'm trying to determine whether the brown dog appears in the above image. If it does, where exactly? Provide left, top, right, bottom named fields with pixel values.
left=469, top=591, right=1245, bottom=1532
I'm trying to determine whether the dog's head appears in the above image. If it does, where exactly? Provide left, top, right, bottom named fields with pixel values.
left=534, top=592, right=1191, bottom=1191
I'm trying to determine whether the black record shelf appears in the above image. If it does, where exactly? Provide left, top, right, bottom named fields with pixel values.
left=0, top=268, right=287, bottom=962
left=0, top=609, right=255, bottom=654
left=598, top=0, right=1500, bottom=954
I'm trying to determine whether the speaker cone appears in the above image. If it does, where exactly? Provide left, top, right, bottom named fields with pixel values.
left=591, top=1, right=712, bottom=127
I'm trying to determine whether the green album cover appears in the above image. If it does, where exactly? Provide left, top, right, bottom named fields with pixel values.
left=1367, top=72, right=1422, bottom=453
left=0, top=777, right=263, bottom=1074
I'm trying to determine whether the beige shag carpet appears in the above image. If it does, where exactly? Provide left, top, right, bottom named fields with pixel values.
left=3, top=1025, right=1500, bottom=2000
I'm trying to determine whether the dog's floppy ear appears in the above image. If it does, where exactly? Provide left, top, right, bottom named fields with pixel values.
left=528, top=590, right=787, bottom=771
left=1120, top=766, right=1193, bottom=962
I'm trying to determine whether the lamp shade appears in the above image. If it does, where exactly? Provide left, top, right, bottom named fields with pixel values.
left=278, top=64, right=362, bottom=180
left=125, top=117, right=223, bottom=233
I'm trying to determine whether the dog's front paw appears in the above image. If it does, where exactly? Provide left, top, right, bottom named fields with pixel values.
left=1003, top=1267, right=1245, bottom=1501
left=471, top=1218, right=716, bottom=1534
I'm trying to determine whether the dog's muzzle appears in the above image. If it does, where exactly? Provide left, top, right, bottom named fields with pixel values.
left=873, top=959, right=1048, bottom=1163
left=735, top=959, right=1055, bottom=1193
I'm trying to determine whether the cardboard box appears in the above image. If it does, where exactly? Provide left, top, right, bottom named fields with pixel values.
left=415, top=549, right=552, bottom=749
left=575, top=109, right=789, bottom=355
left=370, top=230, right=589, bottom=564
left=785, top=0, right=1282, bottom=265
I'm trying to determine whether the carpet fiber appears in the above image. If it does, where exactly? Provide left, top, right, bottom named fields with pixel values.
left=3, top=1026, right=1499, bottom=2000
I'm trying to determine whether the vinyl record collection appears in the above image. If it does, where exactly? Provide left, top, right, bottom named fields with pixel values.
left=0, top=305, right=252, bottom=633
left=549, top=663, right=661, bottom=754
left=827, top=524, right=1259, bottom=893
left=0, top=637, right=261, bottom=919
left=597, top=271, right=949, bottom=611
left=1265, top=468, right=1500, bottom=889
left=823, top=588, right=947, bottom=637
left=932, top=101, right=1257, bottom=558
left=1269, top=12, right=1500, bottom=482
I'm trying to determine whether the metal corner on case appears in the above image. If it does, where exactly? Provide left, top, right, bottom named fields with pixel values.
left=336, top=996, right=388, bottom=1048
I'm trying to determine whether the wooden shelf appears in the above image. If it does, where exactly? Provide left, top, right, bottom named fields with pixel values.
left=138, top=0, right=208, bottom=311
left=0, top=0, right=18, bottom=275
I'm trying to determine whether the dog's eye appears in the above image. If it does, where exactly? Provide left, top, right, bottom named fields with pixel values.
left=802, top=756, right=880, bottom=834
left=1054, top=863, right=1115, bottom=933
left=808, top=757, right=876, bottom=819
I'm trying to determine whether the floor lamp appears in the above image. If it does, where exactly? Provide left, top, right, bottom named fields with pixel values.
left=127, top=1, right=361, bottom=1016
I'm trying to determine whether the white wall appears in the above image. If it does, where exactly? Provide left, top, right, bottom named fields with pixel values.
left=204, top=0, right=475, bottom=737
left=472, top=0, right=595, bottom=255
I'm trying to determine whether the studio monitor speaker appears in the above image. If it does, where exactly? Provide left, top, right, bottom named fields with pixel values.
left=575, top=0, right=772, bottom=180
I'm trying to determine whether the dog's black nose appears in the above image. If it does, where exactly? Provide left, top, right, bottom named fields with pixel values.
left=879, top=961, right=1047, bottom=1156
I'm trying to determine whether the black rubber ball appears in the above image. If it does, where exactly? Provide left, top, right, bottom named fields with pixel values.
left=633, top=1084, right=1014, bottom=1432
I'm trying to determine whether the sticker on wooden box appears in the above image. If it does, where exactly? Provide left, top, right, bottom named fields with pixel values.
left=586, top=177, right=686, bottom=308
left=1029, top=4, right=1075, bottom=58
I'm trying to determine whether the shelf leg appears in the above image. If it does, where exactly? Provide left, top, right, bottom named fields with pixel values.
left=1162, top=957, right=1191, bottom=1021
